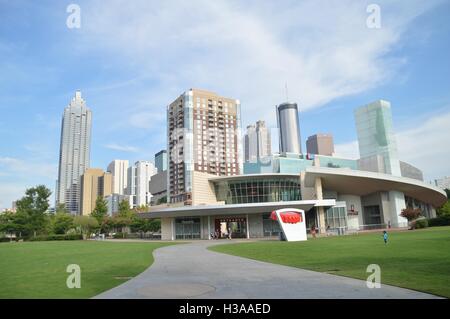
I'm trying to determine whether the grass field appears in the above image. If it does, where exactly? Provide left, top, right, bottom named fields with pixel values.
left=0, top=240, right=174, bottom=298
left=210, top=226, right=450, bottom=298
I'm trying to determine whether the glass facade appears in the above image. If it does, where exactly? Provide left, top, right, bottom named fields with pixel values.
left=262, top=213, right=282, bottom=237
left=215, top=177, right=301, bottom=204
left=175, top=217, right=201, bottom=239
left=325, top=206, right=347, bottom=229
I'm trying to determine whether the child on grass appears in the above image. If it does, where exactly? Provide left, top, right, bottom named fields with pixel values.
left=383, top=230, right=388, bottom=245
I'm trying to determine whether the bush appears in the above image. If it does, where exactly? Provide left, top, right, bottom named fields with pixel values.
left=0, top=237, right=26, bottom=243
left=415, top=219, right=428, bottom=229
left=112, top=232, right=127, bottom=239
left=28, top=234, right=83, bottom=241
left=428, top=215, right=450, bottom=227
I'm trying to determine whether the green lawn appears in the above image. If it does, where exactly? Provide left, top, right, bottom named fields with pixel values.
left=0, top=240, right=174, bottom=298
left=210, top=226, right=450, bottom=298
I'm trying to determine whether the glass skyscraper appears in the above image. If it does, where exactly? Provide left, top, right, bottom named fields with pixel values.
left=56, top=91, right=92, bottom=215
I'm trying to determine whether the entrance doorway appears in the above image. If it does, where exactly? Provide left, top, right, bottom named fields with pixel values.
left=214, top=217, right=247, bottom=239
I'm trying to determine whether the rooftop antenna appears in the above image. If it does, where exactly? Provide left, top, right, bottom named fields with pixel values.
left=285, top=82, right=289, bottom=102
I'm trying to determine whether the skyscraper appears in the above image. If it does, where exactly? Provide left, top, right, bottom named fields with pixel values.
left=155, top=150, right=167, bottom=172
left=127, top=161, right=158, bottom=208
left=354, top=100, right=401, bottom=176
left=56, top=91, right=92, bottom=215
left=276, top=102, right=302, bottom=154
left=80, top=168, right=112, bottom=216
left=244, top=120, right=271, bottom=163
left=107, top=160, right=129, bottom=195
left=306, top=134, right=334, bottom=156
left=167, top=88, right=243, bottom=205
left=354, top=100, right=407, bottom=227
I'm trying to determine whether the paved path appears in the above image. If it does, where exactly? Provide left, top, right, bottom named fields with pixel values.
left=95, top=240, right=439, bottom=299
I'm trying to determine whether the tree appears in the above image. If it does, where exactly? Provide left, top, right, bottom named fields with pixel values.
left=437, top=189, right=450, bottom=217
left=157, top=196, right=167, bottom=205
left=15, top=185, right=52, bottom=237
left=51, top=212, right=74, bottom=234
left=134, top=204, right=150, bottom=214
left=55, top=203, right=69, bottom=215
left=91, top=196, right=108, bottom=224
left=73, top=215, right=99, bottom=239
left=0, top=211, right=33, bottom=238
left=400, top=208, right=422, bottom=222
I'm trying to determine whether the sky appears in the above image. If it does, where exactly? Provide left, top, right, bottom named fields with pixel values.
left=0, top=0, right=450, bottom=209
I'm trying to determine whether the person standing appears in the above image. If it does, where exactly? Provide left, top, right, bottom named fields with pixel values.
left=311, top=225, right=317, bottom=238
left=383, top=230, right=388, bottom=245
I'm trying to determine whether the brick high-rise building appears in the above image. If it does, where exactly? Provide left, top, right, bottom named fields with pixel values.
left=306, top=133, right=334, bottom=156
left=167, top=89, right=243, bottom=205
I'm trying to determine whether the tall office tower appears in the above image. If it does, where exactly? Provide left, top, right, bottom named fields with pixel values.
left=56, top=91, right=92, bottom=215
left=354, top=100, right=401, bottom=176
left=244, top=120, right=272, bottom=163
left=80, top=168, right=112, bottom=216
left=354, top=100, right=406, bottom=227
left=276, top=102, right=302, bottom=154
left=167, top=88, right=243, bottom=205
left=256, top=120, right=272, bottom=159
left=244, top=124, right=257, bottom=163
left=306, top=133, right=335, bottom=156
left=155, top=150, right=167, bottom=172
left=435, top=177, right=450, bottom=190
left=127, top=161, right=158, bottom=207
left=107, top=160, right=129, bottom=195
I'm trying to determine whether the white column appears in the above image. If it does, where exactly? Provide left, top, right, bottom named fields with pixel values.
left=208, top=215, right=211, bottom=240
left=246, top=214, right=250, bottom=239
left=171, top=218, right=175, bottom=241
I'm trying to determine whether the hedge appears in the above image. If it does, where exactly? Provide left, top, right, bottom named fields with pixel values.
left=428, top=215, right=450, bottom=227
left=415, top=219, right=428, bottom=229
left=28, top=234, right=83, bottom=241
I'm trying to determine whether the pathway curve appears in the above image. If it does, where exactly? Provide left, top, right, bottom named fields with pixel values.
left=94, top=240, right=439, bottom=299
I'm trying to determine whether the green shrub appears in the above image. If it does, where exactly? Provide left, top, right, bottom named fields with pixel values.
left=0, top=237, right=25, bottom=243
left=428, top=215, right=450, bottom=227
left=415, top=219, right=428, bottom=229
left=112, top=232, right=127, bottom=239
left=28, top=234, right=83, bottom=241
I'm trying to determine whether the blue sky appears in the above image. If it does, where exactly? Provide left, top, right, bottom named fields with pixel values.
left=1, top=0, right=449, bottom=208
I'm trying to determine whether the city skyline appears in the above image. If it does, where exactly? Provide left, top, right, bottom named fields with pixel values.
left=1, top=1, right=450, bottom=209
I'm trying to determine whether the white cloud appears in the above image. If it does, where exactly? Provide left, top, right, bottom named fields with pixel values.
left=104, top=143, right=140, bottom=153
left=334, top=110, right=450, bottom=181
left=77, top=0, right=441, bottom=128
left=0, top=157, right=57, bottom=209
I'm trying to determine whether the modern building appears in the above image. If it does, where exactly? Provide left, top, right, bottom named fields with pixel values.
left=155, top=150, right=167, bottom=173
left=167, top=88, right=243, bottom=205
left=107, top=160, right=129, bottom=195
left=56, top=91, right=92, bottom=215
left=435, top=176, right=450, bottom=190
left=276, top=102, right=302, bottom=154
left=354, top=100, right=407, bottom=227
left=149, top=170, right=168, bottom=205
left=244, top=120, right=271, bottom=163
left=105, top=193, right=131, bottom=216
left=142, top=98, right=447, bottom=240
left=127, top=161, right=158, bottom=208
left=306, top=134, right=334, bottom=156
left=80, top=168, right=112, bottom=216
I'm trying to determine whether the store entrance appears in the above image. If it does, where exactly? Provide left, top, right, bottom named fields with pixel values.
left=214, top=217, right=247, bottom=239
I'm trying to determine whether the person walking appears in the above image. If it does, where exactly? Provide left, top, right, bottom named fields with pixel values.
left=311, top=225, right=317, bottom=239
left=227, top=226, right=232, bottom=240
left=383, top=230, right=388, bottom=245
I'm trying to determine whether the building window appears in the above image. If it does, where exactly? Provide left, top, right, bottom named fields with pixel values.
left=325, top=206, right=347, bottom=229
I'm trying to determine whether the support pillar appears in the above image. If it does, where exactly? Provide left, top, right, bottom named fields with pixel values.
left=246, top=214, right=250, bottom=239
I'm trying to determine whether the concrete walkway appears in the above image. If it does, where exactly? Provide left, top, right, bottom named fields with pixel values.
left=94, top=240, right=439, bottom=299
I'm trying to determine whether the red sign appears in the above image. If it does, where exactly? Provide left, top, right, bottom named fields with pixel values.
left=270, top=211, right=303, bottom=224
